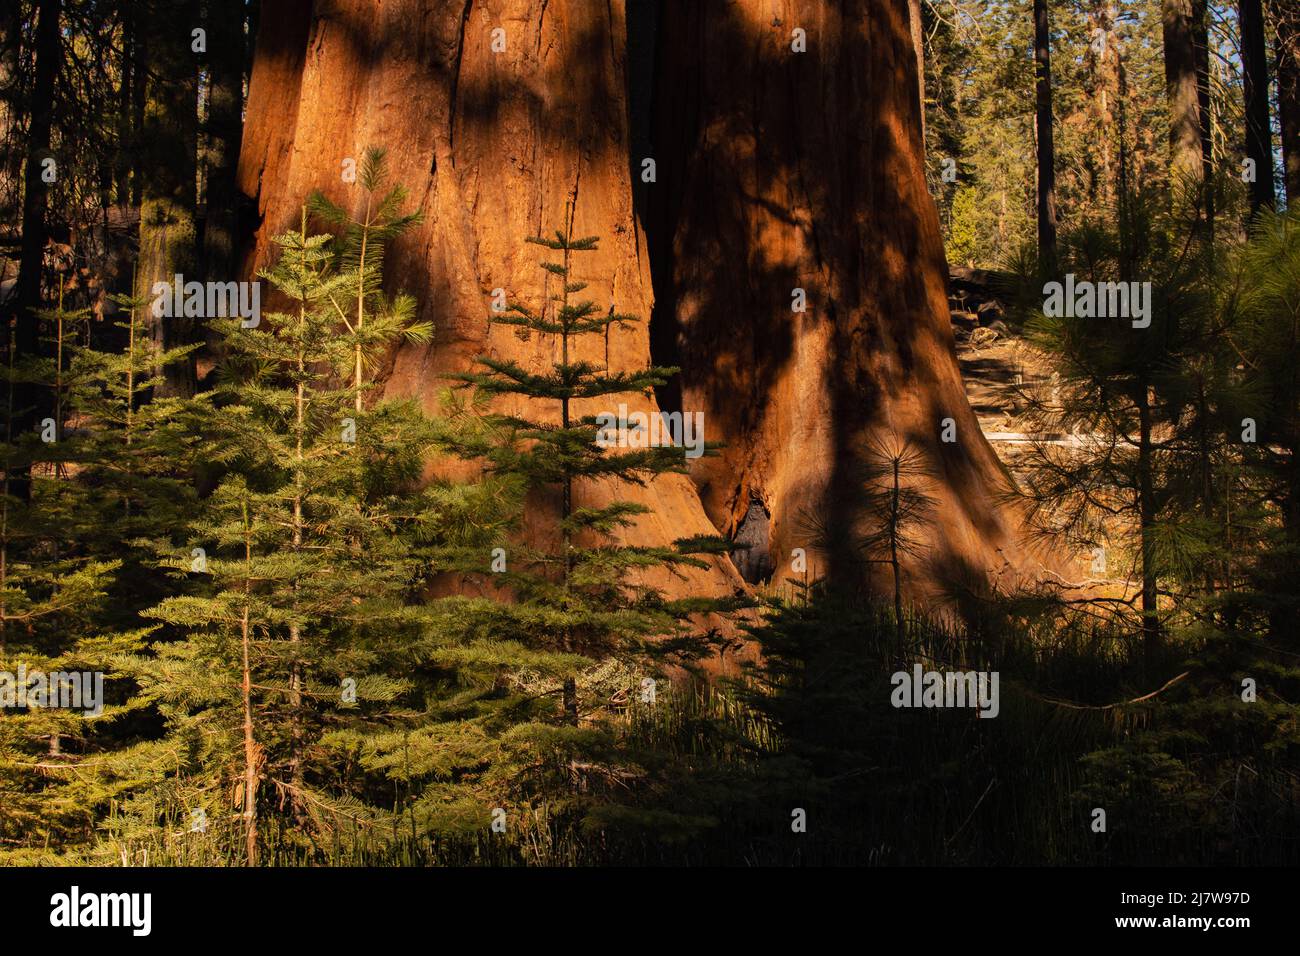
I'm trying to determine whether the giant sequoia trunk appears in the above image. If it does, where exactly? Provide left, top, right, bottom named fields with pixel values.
left=238, top=0, right=1032, bottom=617
left=237, top=0, right=748, bottom=627
left=649, top=1, right=1030, bottom=600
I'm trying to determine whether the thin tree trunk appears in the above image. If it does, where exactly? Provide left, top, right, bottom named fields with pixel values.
left=7, top=0, right=61, bottom=503
left=115, top=0, right=134, bottom=205
left=288, top=213, right=307, bottom=827
left=124, top=268, right=136, bottom=516
left=910, top=0, right=926, bottom=146
left=1137, top=384, right=1160, bottom=670
left=1272, top=0, right=1300, bottom=203
left=239, top=554, right=259, bottom=866
left=53, top=279, right=63, bottom=455
left=1089, top=2, right=1122, bottom=211
left=559, top=204, right=578, bottom=727
left=134, top=0, right=199, bottom=398
left=1194, top=0, right=1215, bottom=235
left=352, top=194, right=371, bottom=414
left=201, top=0, right=246, bottom=286
left=129, top=2, right=145, bottom=208
left=891, top=458, right=903, bottom=645
left=1118, top=40, right=1132, bottom=211
left=0, top=2, right=18, bottom=208
left=1034, top=0, right=1059, bottom=272
left=1241, top=0, right=1277, bottom=217
left=1162, top=0, right=1205, bottom=186
left=0, top=322, right=13, bottom=652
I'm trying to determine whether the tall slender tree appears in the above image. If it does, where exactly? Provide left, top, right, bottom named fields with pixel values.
left=910, top=0, right=926, bottom=145
left=134, top=0, right=200, bottom=397
left=1035, top=0, right=1060, bottom=271
left=1271, top=0, right=1300, bottom=203
left=1162, top=0, right=1208, bottom=210
left=200, top=0, right=248, bottom=292
left=0, top=277, right=199, bottom=860
left=1240, top=0, right=1277, bottom=216
left=1194, top=0, right=1215, bottom=232
left=140, top=206, right=435, bottom=857
left=7, top=0, right=61, bottom=503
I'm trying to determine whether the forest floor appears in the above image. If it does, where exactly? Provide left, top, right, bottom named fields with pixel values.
left=954, top=320, right=1052, bottom=484
left=955, top=315, right=1143, bottom=600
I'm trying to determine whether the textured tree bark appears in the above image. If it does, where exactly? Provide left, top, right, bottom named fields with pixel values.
left=1162, top=0, right=1205, bottom=186
left=239, top=0, right=1036, bottom=619
left=236, top=0, right=748, bottom=629
left=239, top=602, right=259, bottom=867
left=1087, top=2, right=1122, bottom=213
left=650, top=0, right=1032, bottom=602
left=1240, top=0, right=1276, bottom=217
left=113, top=2, right=134, bottom=206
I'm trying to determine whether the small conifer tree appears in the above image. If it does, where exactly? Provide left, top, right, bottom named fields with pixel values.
left=134, top=195, right=434, bottom=861
left=441, top=207, right=739, bottom=831
left=0, top=279, right=197, bottom=860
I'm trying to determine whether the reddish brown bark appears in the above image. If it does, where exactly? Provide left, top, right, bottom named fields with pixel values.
left=649, top=0, right=1032, bottom=602
left=239, top=0, right=1036, bottom=621
left=910, top=0, right=925, bottom=145
left=237, top=0, right=747, bottom=636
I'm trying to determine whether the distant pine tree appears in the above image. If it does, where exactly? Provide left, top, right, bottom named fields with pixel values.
left=1010, top=185, right=1230, bottom=671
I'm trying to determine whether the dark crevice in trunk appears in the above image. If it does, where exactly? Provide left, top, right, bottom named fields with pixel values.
left=629, top=0, right=682, bottom=416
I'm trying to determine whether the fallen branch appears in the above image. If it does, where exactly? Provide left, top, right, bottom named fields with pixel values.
left=1028, top=671, right=1191, bottom=711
